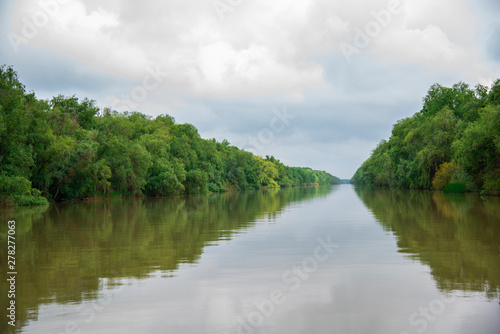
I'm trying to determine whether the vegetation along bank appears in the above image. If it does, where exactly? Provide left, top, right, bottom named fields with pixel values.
left=0, top=65, right=339, bottom=206
left=352, top=79, right=500, bottom=195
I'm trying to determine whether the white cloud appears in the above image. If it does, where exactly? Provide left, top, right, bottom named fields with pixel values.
left=4, top=0, right=500, bottom=176
left=195, top=41, right=324, bottom=98
left=403, top=0, right=476, bottom=41
left=9, top=0, right=327, bottom=98
left=375, top=25, right=469, bottom=67
left=9, top=0, right=494, bottom=98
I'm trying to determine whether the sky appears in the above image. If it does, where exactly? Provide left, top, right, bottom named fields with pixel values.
left=1, top=0, right=500, bottom=179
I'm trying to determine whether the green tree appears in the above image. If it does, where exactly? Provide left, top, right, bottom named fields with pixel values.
left=353, top=79, right=500, bottom=195
left=0, top=65, right=340, bottom=204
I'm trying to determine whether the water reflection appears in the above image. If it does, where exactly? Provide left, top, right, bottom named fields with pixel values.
left=354, top=187, right=500, bottom=298
left=0, top=186, right=333, bottom=333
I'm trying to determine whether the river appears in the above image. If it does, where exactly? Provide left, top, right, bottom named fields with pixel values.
left=1, top=185, right=499, bottom=334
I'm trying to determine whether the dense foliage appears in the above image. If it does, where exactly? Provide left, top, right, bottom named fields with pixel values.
left=0, top=66, right=339, bottom=205
left=352, top=80, right=500, bottom=195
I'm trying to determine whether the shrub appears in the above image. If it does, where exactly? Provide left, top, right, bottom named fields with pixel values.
left=432, top=162, right=458, bottom=189
left=443, top=182, right=466, bottom=194
left=207, top=183, right=221, bottom=193
left=481, top=176, right=500, bottom=196
left=450, top=168, right=475, bottom=192
left=0, top=174, right=49, bottom=206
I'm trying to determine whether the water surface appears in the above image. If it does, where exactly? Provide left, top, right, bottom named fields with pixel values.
left=1, top=185, right=499, bottom=334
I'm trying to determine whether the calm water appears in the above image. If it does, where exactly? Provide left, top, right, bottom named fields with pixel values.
left=1, top=185, right=499, bottom=334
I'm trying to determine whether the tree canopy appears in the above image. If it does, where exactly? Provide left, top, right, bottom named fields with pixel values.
left=0, top=65, right=339, bottom=205
left=352, top=80, right=500, bottom=195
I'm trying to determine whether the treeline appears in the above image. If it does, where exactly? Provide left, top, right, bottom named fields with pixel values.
left=352, top=79, right=500, bottom=195
left=0, top=66, right=339, bottom=205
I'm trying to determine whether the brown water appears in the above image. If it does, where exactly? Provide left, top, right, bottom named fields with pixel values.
left=1, top=185, right=499, bottom=334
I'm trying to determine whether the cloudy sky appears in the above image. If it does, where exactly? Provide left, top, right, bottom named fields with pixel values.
left=1, top=0, right=499, bottom=178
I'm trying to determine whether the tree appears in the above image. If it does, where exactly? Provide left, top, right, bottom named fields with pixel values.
left=353, top=79, right=500, bottom=195
left=0, top=65, right=340, bottom=204
left=432, top=162, right=458, bottom=189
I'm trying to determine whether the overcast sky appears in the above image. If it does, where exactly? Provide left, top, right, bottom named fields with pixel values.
left=1, top=0, right=500, bottom=178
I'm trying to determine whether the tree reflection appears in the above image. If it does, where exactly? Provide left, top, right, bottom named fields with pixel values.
left=0, top=185, right=334, bottom=333
left=355, top=187, right=500, bottom=298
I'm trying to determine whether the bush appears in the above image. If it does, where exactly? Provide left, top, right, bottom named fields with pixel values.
left=432, top=162, right=458, bottom=189
left=443, top=182, right=466, bottom=194
left=450, top=168, right=476, bottom=192
left=481, top=177, right=500, bottom=196
left=13, top=194, right=49, bottom=206
left=0, top=174, right=32, bottom=195
left=207, top=183, right=221, bottom=193
left=0, top=174, right=49, bottom=206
